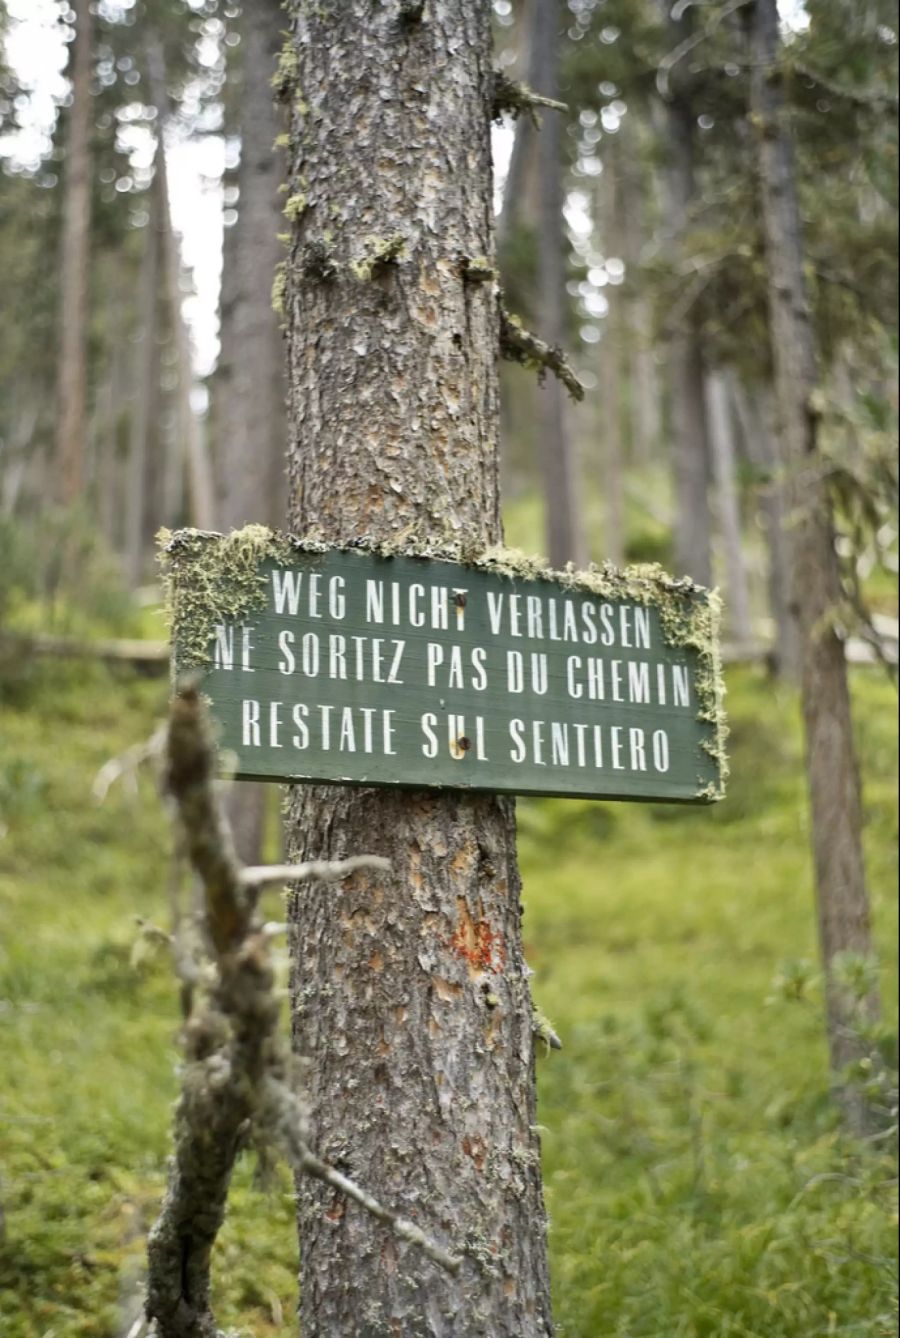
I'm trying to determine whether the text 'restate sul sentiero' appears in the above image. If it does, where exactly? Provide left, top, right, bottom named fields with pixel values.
left=210, top=567, right=698, bottom=780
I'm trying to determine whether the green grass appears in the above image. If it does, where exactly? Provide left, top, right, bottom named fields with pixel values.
left=0, top=648, right=896, bottom=1335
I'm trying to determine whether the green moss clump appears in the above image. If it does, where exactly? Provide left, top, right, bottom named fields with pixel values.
left=271, top=44, right=299, bottom=103
left=283, top=193, right=308, bottom=223
left=158, top=526, right=294, bottom=672
left=350, top=234, right=406, bottom=281
left=271, top=262, right=287, bottom=316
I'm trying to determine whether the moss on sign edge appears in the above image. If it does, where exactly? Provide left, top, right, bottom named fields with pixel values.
left=158, top=525, right=728, bottom=801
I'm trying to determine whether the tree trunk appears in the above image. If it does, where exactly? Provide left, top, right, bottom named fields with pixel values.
left=750, top=0, right=879, bottom=1124
left=618, top=112, right=661, bottom=471
left=126, top=161, right=162, bottom=587
left=218, top=0, right=286, bottom=531
left=497, top=0, right=538, bottom=248
left=597, top=142, right=625, bottom=566
left=657, top=5, right=712, bottom=586
left=218, top=0, right=287, bottom=865
left=731, top=378, right=801, bottom=677
left=281, top=4, right=553, bottom=1334
left=705, top=370, right=752, bottom=643
left=55, top=0, right=93, bottom=507
left=160, top=169, right=214, bottom=531
left=533, top=0, right=585, bottom=569
left=146, top=39, right=215, bottom=532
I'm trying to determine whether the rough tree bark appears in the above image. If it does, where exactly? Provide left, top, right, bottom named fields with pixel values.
left=218, top=0, right=287, bottom=865
left=281, top=3, right=553, bottom=1334
left=55, top=0, right=93, bottom=507
left=533, top=0, right=586, bottom=568
left=750, top=0, right=879, bottom=1122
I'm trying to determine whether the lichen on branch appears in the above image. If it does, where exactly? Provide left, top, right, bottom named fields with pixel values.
left=491, top=70, right=567, bottom=124
left=145, top=685, right=461, bottom=1335
left=499, top=304, right=585, bottom=402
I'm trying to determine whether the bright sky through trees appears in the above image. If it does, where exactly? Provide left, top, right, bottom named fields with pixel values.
left=1, top=0, right=810, bottom=378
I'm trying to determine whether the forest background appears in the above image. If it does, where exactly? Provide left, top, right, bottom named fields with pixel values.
left=0, top=0, right=897, bottom=1334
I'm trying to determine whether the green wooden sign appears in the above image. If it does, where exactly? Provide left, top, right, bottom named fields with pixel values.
left=165, top=529, right=727, bottom=804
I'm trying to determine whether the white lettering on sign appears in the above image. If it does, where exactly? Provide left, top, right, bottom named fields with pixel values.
left=178, top=545, right=724, bottom=803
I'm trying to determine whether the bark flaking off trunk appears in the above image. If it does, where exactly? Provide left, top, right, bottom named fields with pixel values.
left=750, top=0, right=879, bottom=1126
left=282, top=3, right=552, bottom=1334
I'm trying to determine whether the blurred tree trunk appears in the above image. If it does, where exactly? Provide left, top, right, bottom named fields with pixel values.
left=160, top=166, right=213, bottom=531
left=705, top=370, right=752, bottom=642
left=534, top=0, right=585, bottom=568
left=657, top=5, right=712, bottom=586
left=96, top=285, right=126, bottom=552
left=282, top=3, right=553, bottom=1333
left=618, top=113, right=661, bottom=471
left=498, top=0, right=538, bottom=247
left=732, top=378, right=800, bottom=677
left=146, top=38, right=215, bottom=532
left=55, top=0, right=93, bottom=507
left=218, top=0, right=287, bottom=864
left=751, top=0, right=879, bottom=1127
left=217, top=0, right=285, bottom=532
left=497, top=0, right=540, bottom=508
left=1, top=400, right=38, bottom=518
left=597, top=140, right=625, bottom=565
left=126, top=161, right=162, bottom=587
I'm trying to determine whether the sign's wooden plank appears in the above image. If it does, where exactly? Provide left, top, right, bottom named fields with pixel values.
left=165, top=530, right=727, bottom=804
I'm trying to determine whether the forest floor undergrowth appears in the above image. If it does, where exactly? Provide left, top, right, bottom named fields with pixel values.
left=0, top=634, right=897, bottom=1337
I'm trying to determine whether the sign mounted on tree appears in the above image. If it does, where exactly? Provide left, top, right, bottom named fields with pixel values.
left=163, top=526, right=728, bottom=804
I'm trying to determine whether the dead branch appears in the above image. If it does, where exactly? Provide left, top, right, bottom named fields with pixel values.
left=499, top=304, right=585, bottom=402
left=93, top=723, right=167, bottom=803
left=656, top=0, right=753, bottom=101
left=146, top=684, right=459, bottom=1338
left=264, top=1079, right=462, bottom=1274
left=0, top=630, right=168, bottom=673
left=492, top=70, right=567, bottom=124
left=239, top=855, right=391, bottom=890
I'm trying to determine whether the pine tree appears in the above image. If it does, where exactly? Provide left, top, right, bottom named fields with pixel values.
left=750, top=0, right=880, bottom=1128
left=280, top=2, right=553, bottom=1332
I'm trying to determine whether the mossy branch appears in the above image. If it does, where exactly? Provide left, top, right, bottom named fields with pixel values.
left=146, top=686, right=459, bottom=1336
left=492, top=70, right=567, bottom=124
left=499, top=305, right=585, bottom=402
left=533, top=1009, right=563, bottom=1054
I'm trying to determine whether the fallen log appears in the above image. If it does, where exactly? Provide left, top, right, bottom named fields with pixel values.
left=0, top=631, right=169, bottom=673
